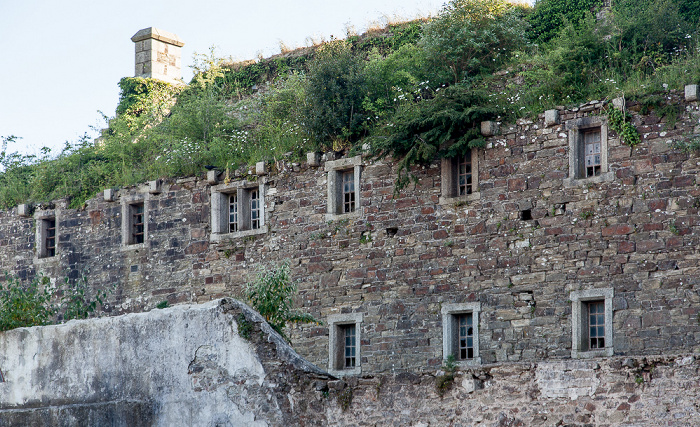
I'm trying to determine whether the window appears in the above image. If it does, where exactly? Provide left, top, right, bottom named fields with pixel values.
left=229, top=193, right=238, bottom=232
left=587, top=301, right=605, bottom=349
left=131, top=203, right=145, bottom=244
left=342, top=170, right=355, bottom=213
left=457, top=152, right=473, bottom=196
left=250, top=188, right=260, bottom=229
left=440, top=149, right=480, bottom=205
left=325, top=155, right=362, bottom=220
left=583, top=129, right=601, bottom=177
left=441, top=302, right=481, bottom=365
left=571, top=288, right=614, bottom=358
left=456, top=313, right=475, bottom=360
left=328, top=312, right=363, bottom=376
left=122, top=197, right=148, bottom=247
left=211, top=180, right=266, bottom=242
left=35, top=211, right=58, bottom=260
left=341, top=324, right=357, bottom=369
left=565, top=117, right=612, bottom=186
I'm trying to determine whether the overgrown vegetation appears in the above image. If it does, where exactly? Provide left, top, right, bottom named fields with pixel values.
left=4, top=0, right=700, bottom=207
left=244, top=261, right=319, bottom=342
left=0, top=273, right=109, bottom=332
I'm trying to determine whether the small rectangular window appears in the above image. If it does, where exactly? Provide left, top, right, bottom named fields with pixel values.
left=44, top=218, right=56, bottom=258
left=583, top=129, right=601, bottom=177
left=327, top=312, right=363, bottom=376
left=229, top=193, right=238, bottom=233
left=343, top=324, right=356, bottom=369
left=570, top=289, right=613, bottom=358
left=457, top=313, right=474, bottom=360
left=132, top=203, right=145, bottom=244
left=458, top=150, right=473, bottom=196
left=442, top=302, right=481, bottom=365
left=342, top=170, right=355, bottom=213
left=250, top=188, right=260, bottom=229
left=587, top=300, right=605, bottom=349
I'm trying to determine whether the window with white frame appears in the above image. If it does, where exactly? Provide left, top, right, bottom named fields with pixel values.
left=122, top=198, right=148, bottom=247
left=565, top=117, right=613, bottom=186
left=570, top=288, right=614, bottom=358
left=328, top=312, right=362, bottom=376
left=211, top=180, right=266, bottom=241
left=325, top=155, right=362, bottom=220
left=440, top=148, right=480, bottom=204
left=441, top=302, right=481, bottom=365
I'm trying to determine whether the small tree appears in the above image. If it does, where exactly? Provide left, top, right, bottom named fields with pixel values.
left=303, top=40, right=369, bottom=145
left=419, top=0, right=530, bottom=84
left=244, top=261, right=318, bottom=341
left=0, top=274, right=55, bottom=332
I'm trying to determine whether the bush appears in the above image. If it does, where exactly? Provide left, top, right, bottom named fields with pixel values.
left=0, top=273, right=109, bottom=332
left=0, top=274, right=55, bottom=332
left=303, top=40, right=369, bottom=145
left=244, top=261, right=318, bottom=341
left=370, top=83, right=497, bottom=191
left=419, top=0, right=530, bottom=84
left=526, top=0, right=602, bottom=44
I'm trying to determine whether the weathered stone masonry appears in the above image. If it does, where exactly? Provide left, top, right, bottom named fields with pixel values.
left=2, top=92, right=700, bottom=376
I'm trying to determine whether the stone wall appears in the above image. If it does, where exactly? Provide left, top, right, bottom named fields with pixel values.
left=327, top=354, right=700, bottom=426
left=1, top=92, right=700, bottom=375
left=0, top=299, right=331, bottom=426
left=1, top=298, right=698, bottom=426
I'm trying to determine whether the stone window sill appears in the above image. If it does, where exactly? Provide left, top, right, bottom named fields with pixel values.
left=210, top=225, right=268, bottom=243
left=325, top=210, right=360, bottom=222
left=121, top=242, right=147, bottom=252
left=439, top=192, right=481, bottom=206
left=572, top=348, right=614, bottom=359
left=563, top=172, right=614, bottom=188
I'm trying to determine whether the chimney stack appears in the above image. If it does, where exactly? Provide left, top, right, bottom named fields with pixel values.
left=131, top=27, right=185, bottom=84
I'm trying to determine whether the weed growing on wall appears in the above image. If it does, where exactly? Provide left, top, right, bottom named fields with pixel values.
left=244, top=261, right=319, bottom=342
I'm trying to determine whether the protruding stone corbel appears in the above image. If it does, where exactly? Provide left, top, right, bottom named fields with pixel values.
left=104, top=188, right=117, bottom=202
left=544, top=109, right=559, bottom=127
left=148, top=179, right=162, bottom=194
left=480, top=121, right=499, bottom=137
left=307, top=152, right=321, bottom=167
left=255, top=161, right=267, bottom=176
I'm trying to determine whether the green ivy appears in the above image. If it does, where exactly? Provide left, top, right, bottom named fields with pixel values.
left=607, top=107, right=641, bottom=147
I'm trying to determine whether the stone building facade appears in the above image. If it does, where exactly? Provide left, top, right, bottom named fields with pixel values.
left=2, top=89, right=700, bottom=377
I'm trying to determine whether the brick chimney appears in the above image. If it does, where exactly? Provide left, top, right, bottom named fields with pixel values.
left=131, top=27, right=185, bottom=84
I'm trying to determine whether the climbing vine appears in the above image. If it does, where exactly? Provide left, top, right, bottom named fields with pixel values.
left=607, top=107, right=641, bottom=147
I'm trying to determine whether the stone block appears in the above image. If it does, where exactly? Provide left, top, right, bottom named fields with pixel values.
left=17, top=203, right=32, bottom=217
left=148, top=179, right=162, bottom=194
left=104, top=188, right=116, bottom=202
left=685, top=84, right=698, bottom=102
left=481, top=121, right=498, bottom=136
left=206, top=170, right=219, bottom=184
left=255, top=161, right=267, bottom=176
left=307, top=152, right=321, bottom=167
left=544, top=109, right=559, bottom=127
left=612, top=97, right=625, bottom=111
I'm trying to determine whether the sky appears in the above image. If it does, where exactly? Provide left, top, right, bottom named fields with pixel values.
left=0, top=0, right=534, bottom=158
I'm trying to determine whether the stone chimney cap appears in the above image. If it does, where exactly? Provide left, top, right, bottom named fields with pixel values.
left=131, top=27, right=185, bottom=47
